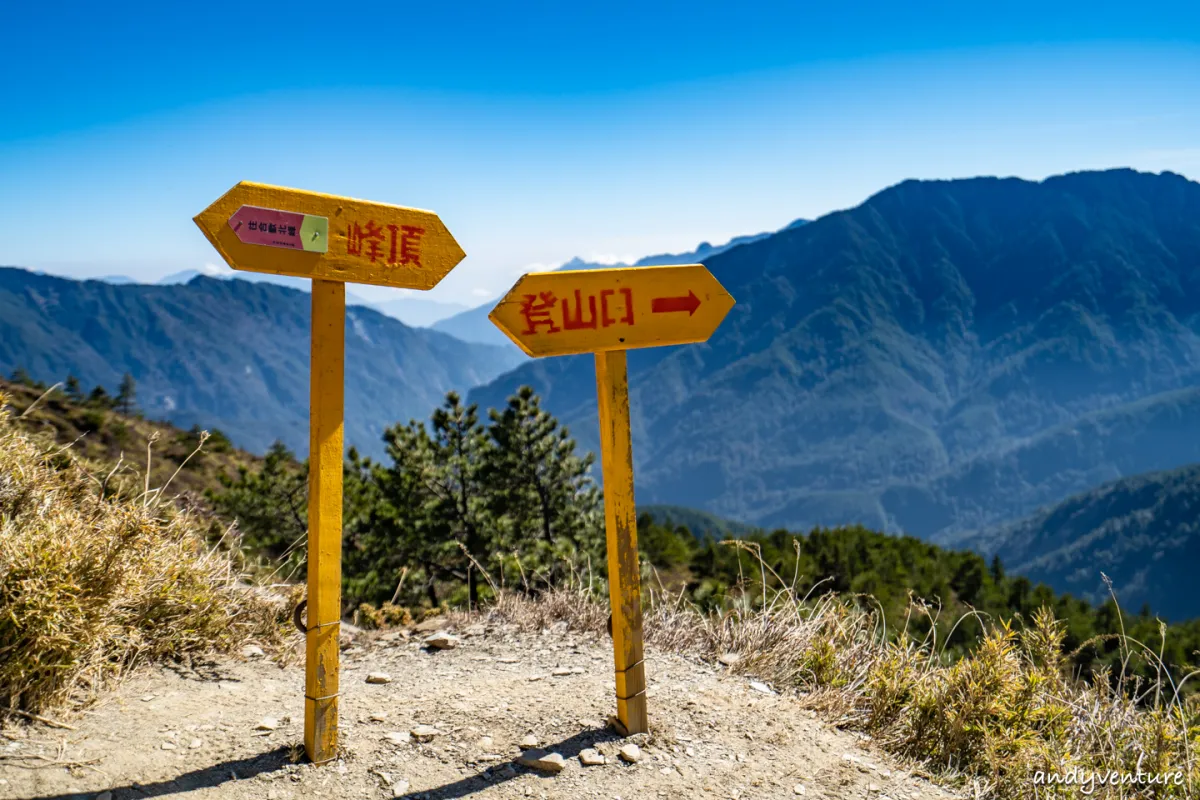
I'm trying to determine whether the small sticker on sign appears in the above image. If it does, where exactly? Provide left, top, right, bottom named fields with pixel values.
left=228, top=205, right=328, bottom=253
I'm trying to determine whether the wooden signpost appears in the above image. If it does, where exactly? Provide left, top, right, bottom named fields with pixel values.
left=194, top=182, right=465, bottom=764
left=489, top=265, right=735, bottom=733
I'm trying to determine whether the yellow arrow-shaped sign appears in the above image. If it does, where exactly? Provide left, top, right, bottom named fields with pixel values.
left=194, top=182, right=466, bottom=290
left=489, top=264, right=735, bottom=357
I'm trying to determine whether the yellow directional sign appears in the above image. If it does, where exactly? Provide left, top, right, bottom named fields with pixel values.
left=194, top=181, right=466, bottom=290
left=488, top=263, right=735, bottom=736
left=194, top=183, right=465, bottom=766
left=489, top=265, right=734, bottom=357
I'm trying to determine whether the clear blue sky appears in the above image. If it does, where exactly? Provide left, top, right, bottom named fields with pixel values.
left=1, top=1, right=1198, bottom=305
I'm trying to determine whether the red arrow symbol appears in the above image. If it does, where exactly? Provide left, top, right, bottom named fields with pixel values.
left=651, top=290, right=701, bottom=316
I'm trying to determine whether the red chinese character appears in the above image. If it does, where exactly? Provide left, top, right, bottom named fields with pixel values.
left=561, top=289, right=597, bottom=330
left=520, top=292, right=560, bottom=335
left=346, top=220, right=386, bottom=262
left=599, top=288, right=635, bottom=327
left=387, top=225, right=425, bottom=267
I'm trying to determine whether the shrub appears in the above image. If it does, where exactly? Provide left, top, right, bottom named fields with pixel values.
left=0, top=393, right=286, bottom=714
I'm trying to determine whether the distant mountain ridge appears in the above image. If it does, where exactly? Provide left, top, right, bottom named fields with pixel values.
left=0, top=268, right=523, bottom=457
left=116, top=268, right=458, bottom=327
left=469, top=169, right=1200, bottom=549
left=431, top=218, right=807, bottom=347
left=986, top=462, right=1200, bottom=621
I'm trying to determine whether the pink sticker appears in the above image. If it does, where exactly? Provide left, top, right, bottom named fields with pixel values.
left=228, top=205, right=325, bottom=252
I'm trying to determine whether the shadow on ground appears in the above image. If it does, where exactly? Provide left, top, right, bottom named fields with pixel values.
left=23, top=745, right=293, bottom=800
left=396, top=726, right=622, bottom=799
left=22, top=728, right=624, bottom=800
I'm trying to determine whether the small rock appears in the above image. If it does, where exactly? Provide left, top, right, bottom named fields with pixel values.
left=391, top=779, right=410, bottom=796
left=424, top=632, right=459, bottom=650
left=497, top=656, right=520, bottom=664
left=517, top=749, right=566, bottom=773
left=579, top=748, right=606, bottom=766
left=413, top=616, right=445, bottom=633
left=497, top=764, right=518, bottom=779
left=161, top=742, right=177, bottom=750
left=255, top=718, right=280, bottom=731
left=465, top=624, right=486, bottom=637
left=266, top=791, right=280, bottom=800
left=384, top=731, right=411, bottom=746
left=478, top=735, right=494, bottom=749
left=717, top=653, right=741, bottom=666
left=551, top=667, right=573, bottom=677
left=366, top=672, right=393, bottom=684
left=410, top=725, right=441, bottom=742
left=188, top=738, right=202, bottom=749
left=520, top=734, right=540, bottom=748
left=618, top=744, right=642, bottom=763
left=748, top=681, right=775, bottom=695
left=370, top=712, right=388, bottom=722
left=140, top=694, right=156, bottom=702
left=242, top=644, right=265, bottom=658
left=793, top=785, right=807, bottom=796
left=868, top=784, right=881, bottom=793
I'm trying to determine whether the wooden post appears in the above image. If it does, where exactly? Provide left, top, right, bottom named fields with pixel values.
left=304, top=279, right=345, bottom=763
left=594, top=349, right=648, bottom=734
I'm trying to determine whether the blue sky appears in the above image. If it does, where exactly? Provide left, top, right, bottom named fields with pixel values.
left=1, top=1, right=1198, bottom=307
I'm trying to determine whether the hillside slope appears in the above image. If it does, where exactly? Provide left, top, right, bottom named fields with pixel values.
left=983, top=462, right=1200, bottom=621
left=0, top=270, right=523, bottom=458
left=470, top=169, right=1200, bottom=543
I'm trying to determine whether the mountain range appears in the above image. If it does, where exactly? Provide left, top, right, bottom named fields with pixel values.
left=430, top=218, right=808, bottom=347
left=469, top=168, right=1200, bottom=550
left=983, top=462, right=1200, bottom=621
left=0, top=269, right=522, bottom=457
left=6, top=168, right=1200, bottom=616
left=104, top=268, right=466, bottom=327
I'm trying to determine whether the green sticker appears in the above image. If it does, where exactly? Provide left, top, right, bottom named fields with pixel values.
left=300, top=215, right=329, bottom=253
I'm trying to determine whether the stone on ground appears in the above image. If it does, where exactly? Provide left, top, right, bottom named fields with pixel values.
left=518, top=749, right=566, bottom=773
left=410, top=725, right=441, bottom=742
left=424, top=631, right=460, bottom=650
left=579, top=748, right=607, bottom=766
left=618, top=744, right=642, bottom=763
left=366, top=672, right=392, bottom=684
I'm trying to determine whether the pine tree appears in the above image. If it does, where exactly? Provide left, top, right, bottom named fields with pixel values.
left=10, top=367, right=32, bottom=386
left=208, top=441, right=308, bottom=571
left=87, top=385, right=113, bottom=408
left=485, top=386, right=603, bottom=586
left=399, top=392, right=496, bottom=607
left=65, top=374, right=83, bottom=403
left=116, top=373, right=137, bottom=415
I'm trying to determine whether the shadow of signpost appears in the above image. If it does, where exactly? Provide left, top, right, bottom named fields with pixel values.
left=395, top=726, right=622, bottom=800
left=21, top=728, right=624, bottom=800
left=23, top=745, right=294, bottom=800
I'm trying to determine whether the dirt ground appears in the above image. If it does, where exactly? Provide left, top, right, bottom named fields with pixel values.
left=2, top=621, right=966, bottom=800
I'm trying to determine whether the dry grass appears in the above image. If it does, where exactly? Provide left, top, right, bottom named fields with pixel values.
left=0, top=391, right=286, bottom=716
left=478, top=579, right=1199, bottom=798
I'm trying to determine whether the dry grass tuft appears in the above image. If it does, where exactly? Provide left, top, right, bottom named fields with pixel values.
left=482, top=578, right=1198, bottom=798
left=0, top=393, right=286, bottom=715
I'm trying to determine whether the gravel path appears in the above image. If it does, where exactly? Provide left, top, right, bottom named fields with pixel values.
left=2, top=622, right=964, bottom=800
